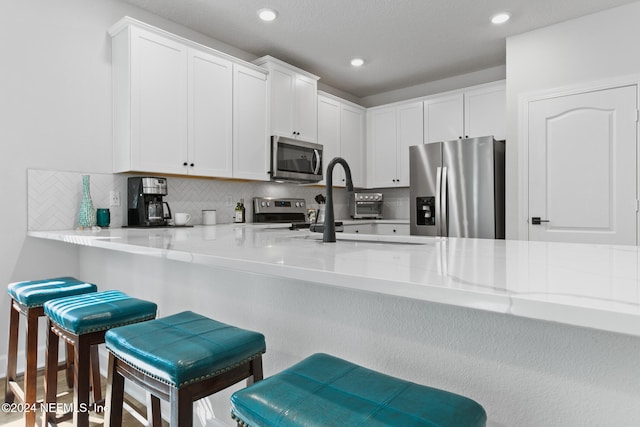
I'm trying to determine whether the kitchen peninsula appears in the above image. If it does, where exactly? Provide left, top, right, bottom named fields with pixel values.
left=28, top=225, right=640, bottom=426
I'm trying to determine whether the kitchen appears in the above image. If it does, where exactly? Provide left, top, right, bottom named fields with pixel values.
left=3, top=1, right=640, bottom=426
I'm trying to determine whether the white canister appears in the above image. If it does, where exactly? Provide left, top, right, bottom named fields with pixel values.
left=202, top=209, right=217, bottom=225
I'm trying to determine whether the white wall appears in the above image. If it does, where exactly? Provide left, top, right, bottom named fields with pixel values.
left=0, top=0, right=275, bottom=372
left=505, top=1, right=640, bottom=239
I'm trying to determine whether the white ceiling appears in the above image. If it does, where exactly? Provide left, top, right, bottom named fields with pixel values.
left=119, top=0, right=638, bottom=98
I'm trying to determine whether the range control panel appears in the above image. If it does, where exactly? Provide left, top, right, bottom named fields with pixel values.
left=253, top=197, right=307, bottom=223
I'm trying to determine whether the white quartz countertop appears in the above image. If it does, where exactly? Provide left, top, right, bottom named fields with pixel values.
left=28, top=224, right=640, bottom=337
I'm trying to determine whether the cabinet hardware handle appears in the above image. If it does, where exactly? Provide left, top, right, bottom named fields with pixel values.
left=190, top=163, right=195, bottom=167
left=531, top=217, right=550, bottom=225
left=183, top=162, right=188, bottom=166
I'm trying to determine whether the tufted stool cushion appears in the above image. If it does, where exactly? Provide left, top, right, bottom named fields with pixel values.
left=8, top=276, right=97, bottom=307
left=231, top=353, right=487, bottom=427
left=44, top=289, right=157, bottom=334
left=105, top=310, right=266, bottom=387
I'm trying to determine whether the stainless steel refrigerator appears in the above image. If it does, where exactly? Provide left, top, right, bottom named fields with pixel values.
left=409, top=136, right=505, bottom=238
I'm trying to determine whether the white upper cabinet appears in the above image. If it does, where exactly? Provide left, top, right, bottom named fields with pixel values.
left=233, top=64, right=268, bottom=180
left=188, top=49, right=233, bottom=177
left=254, top=56, right=319, bottom=142
left=109, top=17, right=268, bottom=180
left=111, top=25, right=188, bottom=174
left=368, top=101, right=423, bottom=188
left=464, top=83, right=506, bottom=141
left=423, top=93, right=464, bottom=143
left=317, top=92, right=365, bottom=188
left=423, top=81, right=505, bottom=143
left=339, top=103, right=365, bottom=188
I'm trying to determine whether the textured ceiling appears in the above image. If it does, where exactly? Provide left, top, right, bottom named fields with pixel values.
left=118, top=0, right=638, bottom=98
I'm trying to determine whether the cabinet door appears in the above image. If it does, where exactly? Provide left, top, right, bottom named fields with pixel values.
left=397, top=102, right=423, bottom=186
left=317, top=95, right=340, bottom=186
left=269, top=65, right=295, bottom=138
left=131, top=28, right=187, bottom=174
left=464, top=83, right=506, bottom=141
left=188, top=48, right=233, bottom=177
left=340, top=104, right=365, bottom=188
left=294, top=74, right=318, bottom=142
left=423, top=93, right=463, bottom=143
left=233, top=64, right=268, bottom=180
left=369, top=107, right=398, bottom=188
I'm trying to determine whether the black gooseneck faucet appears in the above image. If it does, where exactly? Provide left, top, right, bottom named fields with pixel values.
left=323, top=157, right=354, bottom=243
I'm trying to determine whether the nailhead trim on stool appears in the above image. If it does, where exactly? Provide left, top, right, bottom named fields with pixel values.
left=104, top=311, right=266, bottom=427
left=231, top=353, right=487, bottom=427
left=4, top=277, right=97, bottom=427
left=41, top=290, right=157, bottom=427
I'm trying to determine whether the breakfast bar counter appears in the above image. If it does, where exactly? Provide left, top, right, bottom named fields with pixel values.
left=26, top=225, right=640, bottom=426
left=29, top=225, right=640, bottom=337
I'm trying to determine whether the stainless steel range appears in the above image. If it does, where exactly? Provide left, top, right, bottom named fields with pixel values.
left=253, top=197, right=307, bottom=223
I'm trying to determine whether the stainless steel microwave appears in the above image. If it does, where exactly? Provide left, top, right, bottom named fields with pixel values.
left=270, top=135, right=323, bottom=183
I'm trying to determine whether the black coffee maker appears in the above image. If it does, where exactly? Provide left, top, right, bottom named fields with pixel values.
left=127, top=177, right=172, bottom=226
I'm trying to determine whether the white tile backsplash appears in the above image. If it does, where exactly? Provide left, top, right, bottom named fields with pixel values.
left=27, top=169, right=399, bottom=231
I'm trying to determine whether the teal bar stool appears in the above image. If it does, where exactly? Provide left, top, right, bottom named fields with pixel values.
left=42, top=290, right=157, bottom=427
left=5, top=276, right=98, bottom=427
left=231, top=353, right=487, bottom=427
left=104, top=311, right=266, bottom=427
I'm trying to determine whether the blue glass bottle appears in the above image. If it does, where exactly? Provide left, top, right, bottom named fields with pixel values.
left=78, top=175, right=97, bottom=228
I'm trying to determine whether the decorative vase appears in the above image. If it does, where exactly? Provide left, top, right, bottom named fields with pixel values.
left=78, top=175, right=97, bottom=228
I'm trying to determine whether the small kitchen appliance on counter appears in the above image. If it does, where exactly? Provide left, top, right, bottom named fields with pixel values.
left=126, top=177, right=173, bottom=227
left=349, top=192, right=384, bottom=219
left=253, top=197, right=307, bottom=224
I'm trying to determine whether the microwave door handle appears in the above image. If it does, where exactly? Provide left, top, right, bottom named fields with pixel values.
left=313, top=149, right=321, bottom=175
left=441, top=166, right=448, bottom=237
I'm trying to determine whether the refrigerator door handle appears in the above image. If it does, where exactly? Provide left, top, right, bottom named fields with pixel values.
left=441, top=166, right=448, bottom=237
left=435, top=167, right=442, bottom=236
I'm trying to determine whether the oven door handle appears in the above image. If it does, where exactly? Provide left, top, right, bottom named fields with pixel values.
left=312, top=149, right=321, bottom=175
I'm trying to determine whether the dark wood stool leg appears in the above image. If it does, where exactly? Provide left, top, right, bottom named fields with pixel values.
left=24, top=307, right=39, bottom=427
left=4, top=300, right=19, bottom=404
left=170, top=387, right=193, bottom=427
left=105, top=353, right=124, bottom=427
left=90, top=344, right=102, bottom=406
left=147, top=393, right=162, bottom=427
left=248, top=356, right=264, bottom=386
left=42, top=318, right=60, bottom=426
left=65, top=342, right=75, bottom=389
left=73, top=334, right=91, bottom=427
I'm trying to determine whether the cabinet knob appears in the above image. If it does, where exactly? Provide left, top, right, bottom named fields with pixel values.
left=190, top=163, right=195, bottom=167
left=459, top=136, right=462, bottom=139
left=183, top=162, right=188, bottom=166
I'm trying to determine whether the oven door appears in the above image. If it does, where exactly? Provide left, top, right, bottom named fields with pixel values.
left=271, top=136, right=323, bottom=182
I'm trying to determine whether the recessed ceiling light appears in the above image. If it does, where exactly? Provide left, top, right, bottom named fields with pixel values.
left=258, top=8, right=278, bottom=22
left=491, top=13, right=510, bottom=24
left=350, top=58, right=365, bottom=67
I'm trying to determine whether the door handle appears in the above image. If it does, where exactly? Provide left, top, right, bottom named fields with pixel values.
left=436, top=167, right=442, bottom=236
left=312, top=149, right=321, bottom=175
left=531, top=217, right=550, bottom=225
left=441, top=166, right=448, bottom=237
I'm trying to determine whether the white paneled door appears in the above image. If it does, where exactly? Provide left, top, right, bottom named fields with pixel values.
left=528, top=85, right=637, bottom=244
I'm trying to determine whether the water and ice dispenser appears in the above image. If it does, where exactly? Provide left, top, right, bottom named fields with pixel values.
left=415, top=197, right=435, bottom=226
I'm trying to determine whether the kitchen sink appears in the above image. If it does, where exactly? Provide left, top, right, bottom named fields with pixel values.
left=290, top=232, right=432, bottom=245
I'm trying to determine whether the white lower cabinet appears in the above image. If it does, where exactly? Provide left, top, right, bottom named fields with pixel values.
left=109, top=17, right=268, bottom=180
left=317, top=92, right=365, bottom=187
left=342, top=224, right=375, bottom=234
left=342, top=223, right=409, bottom=235
left=375, top=224, right=409, bottom=236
